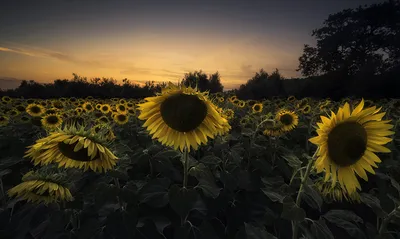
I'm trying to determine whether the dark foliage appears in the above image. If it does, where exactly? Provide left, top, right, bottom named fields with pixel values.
left=180, top=71, right=224, bottom=93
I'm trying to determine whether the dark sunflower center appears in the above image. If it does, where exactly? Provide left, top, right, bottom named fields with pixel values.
left=102, top=106, right=109, bottom=111
left=160, top=93, right=208, bottom=132
left=46, top=116, right=60, bottom=125
left=280, top=114, right=293, bottom=125
left=85, top=105, right=93, bottom=111
left=58, top=141, right=98, bottom=162
left=327, top=121, right=367, bottom=167
left=117, top=114, right=127, bottom=121
left=254, top=105, right=261, bottom=111
left=31, top=106, right=41, bottom=113
left=17, top=106, right=26, bottom=112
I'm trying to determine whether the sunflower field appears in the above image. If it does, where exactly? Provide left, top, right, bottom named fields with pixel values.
left=0, top=83, right=400, bottom=239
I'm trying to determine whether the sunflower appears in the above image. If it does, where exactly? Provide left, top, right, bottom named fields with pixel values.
left=91, top=124, right=116, bottom=141
left=26, top=103, right=45, bottom=117
left=8, top=170, right=74, bottom=205
left=315, top=178, right=360, bottom=203
left=63, top=116, right=85, bottom=128
left=240, top=117, right=250, bottom=126
left=95, top=104, right=102, bottom=110
left=1, top=96, right=12, bottom=103
left=100, top=104, right=111, bottom=114
left=45, top=107, right=59, bottom=115
left=301, top=105, right=312, bottom=114
left=19, top=115, right=31, bottom=124
left=25, top=125, right=119, bottom=173
left=113, top=113, right=129, bottom=125
left=275, top=109, right=298, bottom=132
left=252, top=103, right=263, bottom=113
left=126, top=102, right=135, bottom=109
left=127, top=108, right=136, bottom=115
left=8, top=109, right=19, bottom=117
left=229, top=96, right=237, bottom=103
left=82, top=102, right=94, bottom=112
left=263, top=120, right=284, bottom=137
left=119, top=99, right=127, bottom=105
left=15, top=105, right=26, bottom=112
left=217, top=97, right=225, bottom=103
left=247, top=100, right=257, bottom=107
left=96, top=115, right=110, bottom=124
left=309, top=99, right=394, bottom=195
left=238, top=100, right=246, bottom=108
left=223, top=109, right=235, bottom=120
left=116, top=104, right=128, bottom=114
left=75, top=107, right=84, bottom=115
left=287, top=95, right=296, bottom=102
left=0, top=115, right=9, bottom=126
left=137, top=83, right=231, bottom=152
left=41, top=114, right=63, bottom=129
left=52, top=100, right=64, bottom=110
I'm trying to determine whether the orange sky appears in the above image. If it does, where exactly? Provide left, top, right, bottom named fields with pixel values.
left=0, top=0, right=382, bottom=90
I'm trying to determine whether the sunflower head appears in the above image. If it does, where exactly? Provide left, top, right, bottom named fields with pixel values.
left=223, top=109, right=235, bottom=120
left=8, top=169, right=74, bottom=205
left=8, top=109, right=19, bottom=117
left=100, top=104, right=111, bottom=114
left=275, top=109, right=298, bottom=132
left=262, top=119, right=284, bottom=137
left=309, top=99, right=394, bottom=195
left=252, top=103, right=263, bottom=113
left=113, top=113, right=129, bottom=125
left=25, top=124, right=119, bottom=173
left=1, top=96, right=12, bottom=103
left=137, top=83, right=230, bottom=152
left=301, top=105, right=312, bottom=114
left=287, top=96, right=296, bottom=102
left=116, top=103, right=127, bottom=113
left=0, top=115, right=9, bottom=126
left=26, top=104, right=45, bottom=117
left=82, top=102, right=94, bottom=112
left=15, top=105, right=26, bottom=112
left=41, top=114, right=63, bottom=129
left=45, top=108, right=59, bottom=115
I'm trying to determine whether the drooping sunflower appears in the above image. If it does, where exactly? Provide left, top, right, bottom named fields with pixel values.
left=26, top=103, right=45, bottom=117
left=315, top=178, right=360, bottom=203
left=7, top=109, right=19, bottom=117
left=287, top=95, right=296, bottom=102
left=238, top=100, right=246, bottom=108
left=41, top=114, right=63, bottom=129
left=309, top=99, right=394, bottom=195
left=8, top=170, right=74, bottom=205
left=137, top=83, right=231, bottom=152
left=97, top=115, right=110, bottom=124
left=262, top=120, right=284, bottom=137
left=0, top=115, right=9, bottom=126
left=229, top=95, right=238, bottom=103
left=275, top=109, right=298, bottom=132
left=113, top=113, right=129, bottom=125
left=25, top=125, right=119, bottom=173
left=252, top=103, right=263, bottom=114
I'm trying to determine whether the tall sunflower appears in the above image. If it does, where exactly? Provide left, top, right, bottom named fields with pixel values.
left=8, top=170, right=74, bottom=204
left=263, top=120, right=284, bottom=137
left=309, top=99, right=394, bottom=195
left=113, top=113, right=129, bottom=125
left=275, top=109, right=299, bottom=132
left=25, top=125, right=119, bottom=173
left=137, top=83, right=230, bottom=152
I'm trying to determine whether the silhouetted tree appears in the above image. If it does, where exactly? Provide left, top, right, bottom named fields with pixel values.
left=180, top=70, right=223, bottom=93
left=297, top=0, right=400, bottom=77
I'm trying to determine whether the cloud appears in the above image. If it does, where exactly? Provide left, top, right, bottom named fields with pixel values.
left=120, top=67, right=152, bottom=75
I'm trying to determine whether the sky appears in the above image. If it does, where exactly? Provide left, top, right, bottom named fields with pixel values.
left=0, top=0, right=386, bottom=90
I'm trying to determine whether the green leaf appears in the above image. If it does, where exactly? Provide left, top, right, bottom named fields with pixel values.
left=0, top=169, right=11, bottom=178
left=244, top=223, right=277, bottom=239
left=323, top=210, right=366, bottom=239
left=302, top=184, right=322, bottom=211
left=152, top=156, right=182, bottom=181
left=241, top=128, right=254, bottom=137
left=147, top=145, right=164, bottom=155
left=282, top=154, right=302, bottom=170
left=200, top=155, right=222, bottom=166
left=389, top=176, right=400, bottom=194
left=169, top=185, right=207, bottom=221
left=153, top=150, right=182, bottom=160
left=189, top=163, right=220, bottom=198
left=107, top=169, right=129, bottom=180
left=105, top=208, right=137, bottom=238
left=360, top=193, right=387, bottom=218
left=138, top=178, right=171, bottom=208
left=281, top=196, right=306, bottom=222
left=261, top=189, right=285, bottom=203
left=310, top=218, right=334, bottom=239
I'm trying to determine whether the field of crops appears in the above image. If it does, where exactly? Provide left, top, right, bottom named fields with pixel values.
left=0, top=83, right=400, bottom=239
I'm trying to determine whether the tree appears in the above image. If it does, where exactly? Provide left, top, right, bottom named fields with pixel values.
left=297, top=0, right=400, bottom=77
left=180, top=70, right=223, bottom=93
left=208, top=71, right=223, bottom=93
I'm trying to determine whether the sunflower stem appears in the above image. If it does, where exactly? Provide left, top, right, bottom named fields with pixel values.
left=292, top=157, right=314, bottom=239
left=182, top=147, right=189, bottom=189
left=378, top=205, right=400, bottom=235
